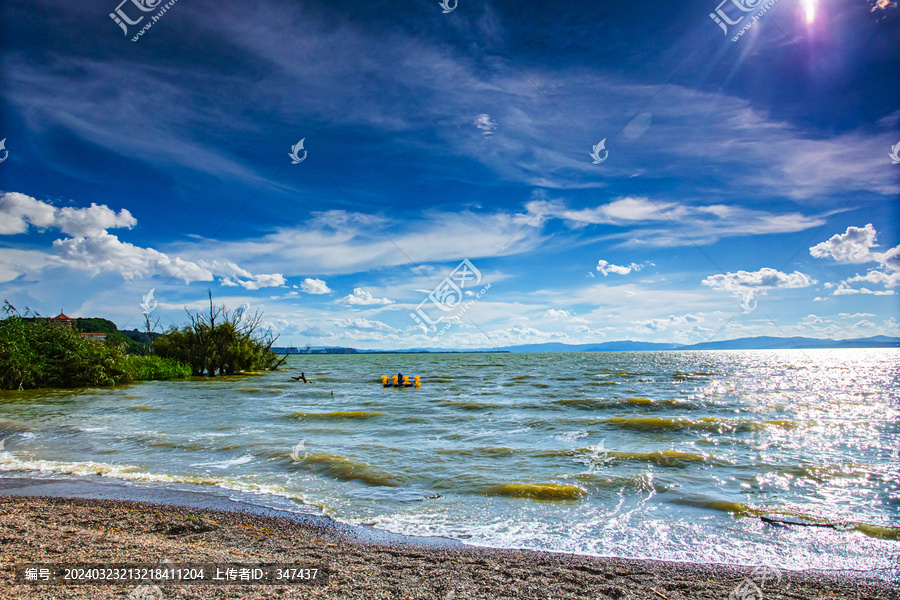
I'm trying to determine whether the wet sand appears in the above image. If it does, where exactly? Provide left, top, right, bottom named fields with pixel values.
left=0, top=479, right=897, bottom=599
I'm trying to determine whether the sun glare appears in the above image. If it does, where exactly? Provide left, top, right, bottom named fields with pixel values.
left=802, top=0, right=817, bottom=24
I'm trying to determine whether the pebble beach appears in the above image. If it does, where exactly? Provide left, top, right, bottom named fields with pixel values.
left=1, top=493, right=897, bottom=600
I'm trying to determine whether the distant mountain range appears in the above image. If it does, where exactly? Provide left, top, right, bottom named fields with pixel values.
left=333, top=335, right=899, bottom=354
left=476, top=335, right=900, bottom=353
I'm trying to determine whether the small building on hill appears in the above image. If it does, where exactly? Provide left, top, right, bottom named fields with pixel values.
left=50, top=312, right=75, bottom=327
left=80, top=332, right=107, bottom=342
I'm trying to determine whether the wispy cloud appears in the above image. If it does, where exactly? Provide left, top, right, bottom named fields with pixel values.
left=528, top=197, right=829, bottom=247
left=473, top=114, right=498, bottom=136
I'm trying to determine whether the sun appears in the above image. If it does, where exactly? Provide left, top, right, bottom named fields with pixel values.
left=802, top=0, right=817, bottom=24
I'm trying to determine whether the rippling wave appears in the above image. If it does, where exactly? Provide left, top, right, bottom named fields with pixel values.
left=1, top=349, right=897, bottom=577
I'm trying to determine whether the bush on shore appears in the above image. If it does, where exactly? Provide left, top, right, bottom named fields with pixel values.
left=1, top=294, right=279, bottom=389
left=153, top=293, right=281, bottom=377
left=0, top=304, right=191, bottom=390
left=0, top=313, right=130, bottom=390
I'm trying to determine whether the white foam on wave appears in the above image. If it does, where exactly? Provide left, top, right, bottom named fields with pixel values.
left=0, top=452, right=213, bottom=485
left=187, top=431, right=230, bottom=439
left=0, top=451, right=318, bottom=514
left=190, top=455, right=254, bottom=469
left=555, top=430, right=588, bottom=442
left=366, top=502, right=897, bottom=577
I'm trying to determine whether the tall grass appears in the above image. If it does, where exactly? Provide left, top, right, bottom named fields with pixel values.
left=124, top=355, right=192, bottom=381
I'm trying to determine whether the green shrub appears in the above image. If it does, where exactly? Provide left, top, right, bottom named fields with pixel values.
left=0, top=314, right=130, bottom=390
left=124, top=355, right=192, bottom=381
left=154, top=292, right=280, bottom=376
left=0, top=295, right=275, bottom=389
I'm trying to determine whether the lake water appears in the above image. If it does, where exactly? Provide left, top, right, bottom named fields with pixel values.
left=1, top=350, right=898, bottom=577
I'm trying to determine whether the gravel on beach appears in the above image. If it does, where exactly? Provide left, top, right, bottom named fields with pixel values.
left=0, top=495, right=896, bottom=599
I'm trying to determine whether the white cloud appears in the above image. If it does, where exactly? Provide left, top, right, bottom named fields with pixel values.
left=473, top=114, right=497, bottom=136
left=0, top=192, right=283, bottom=287
left=240, top=273, right=286, bottom=290
left=843, top=269, right=900, bottom=287
left=567, top=324, right=607, bottom=336
left=810, top=223, right=880, bottom=264
left=811, top=224, right=900, bottom=295
left=51, top=233, right=214, bottom=283
left=334, top=317, right=394, bottom=331
left=529, top=197, right=676, bottom=227
left=596, top=259, right=643, bottom=276
left=301, top=278, right=332, bottom=294
left=0, top=192, right=137, bottom=239
left=207, top=260, right=286, bottom=290
left=837, top=312, right=876, bottom=318
left=673, top=324, right=713, bottom=342
left=343, top=287, right=393, bottom=305
left=832, top=283, right=895, bottom=296
left=299, top=326, right=329, bottom=337
left=701, top=268, right=816, bottom=293
left=631, top=313, right=702, bottom=334
left=475, top=324, right=569, bottom=345
left=0, top=192, right=60, bottom=234
left=544, top=309, right=570, bottom=319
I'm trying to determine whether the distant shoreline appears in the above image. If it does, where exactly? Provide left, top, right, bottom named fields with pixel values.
left=274, top=337, right=900, bottom=354
left=1, top=477, right=897, bottom=599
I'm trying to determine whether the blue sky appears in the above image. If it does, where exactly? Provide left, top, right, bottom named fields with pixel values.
left=1, top=0, right=898, bottom=349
